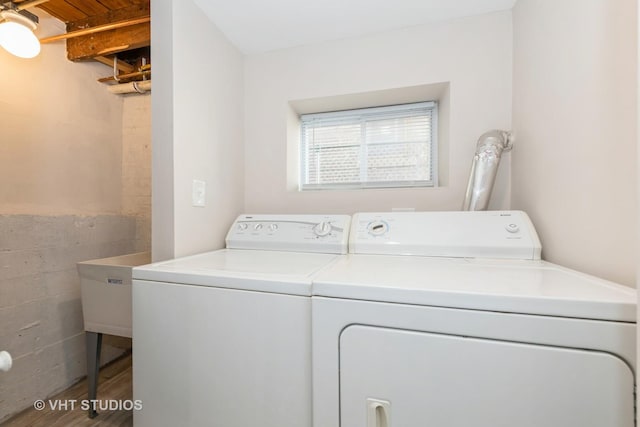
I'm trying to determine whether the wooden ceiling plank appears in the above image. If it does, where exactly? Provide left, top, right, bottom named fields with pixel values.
left=67, top=2, right=149, bottom=31
left=95, top=0, right=131, bottom=10
left=98, top=69, right=150, bottom=83
left=63, top=0, right=109, bottom=16
left=33, top=4, right=61, bottom=19
left=36, top=0, right=87, bottom=22
left=66, top=23, right=150, bottom=61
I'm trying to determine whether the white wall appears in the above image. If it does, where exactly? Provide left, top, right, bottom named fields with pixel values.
left=512, top=0, right=637, bottom=286
left=151, top=0, right=245, bottom=261
left=122, top=94, right=152, bottom=252
left=244, top=11, right=513, bottom=214
left=150, top=0, right=175, bottom=261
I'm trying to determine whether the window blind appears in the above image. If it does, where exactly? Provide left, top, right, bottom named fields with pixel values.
left=300, top=101, right=437, bottom=190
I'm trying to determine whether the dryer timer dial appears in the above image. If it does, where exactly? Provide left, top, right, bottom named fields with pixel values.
left=367, top=221, right=389, bottom=236
left=313, top=222, right=333, bottom=237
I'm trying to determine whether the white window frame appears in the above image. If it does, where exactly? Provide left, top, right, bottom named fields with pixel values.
left=299, top=101, right=438, bottom=191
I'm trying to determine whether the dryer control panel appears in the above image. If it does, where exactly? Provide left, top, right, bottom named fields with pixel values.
left=226, top=214, right=351, bottom=254
left=350, top=211, right=541, bottom=260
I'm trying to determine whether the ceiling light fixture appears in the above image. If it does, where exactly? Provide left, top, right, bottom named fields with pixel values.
left=0, top=8, right=40, bottom=58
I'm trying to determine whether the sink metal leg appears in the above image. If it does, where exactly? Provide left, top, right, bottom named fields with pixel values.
left=86, top=331, right=102, bottom=419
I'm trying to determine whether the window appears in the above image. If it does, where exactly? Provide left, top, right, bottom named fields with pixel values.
left=300, top=101, right=437, bottom=190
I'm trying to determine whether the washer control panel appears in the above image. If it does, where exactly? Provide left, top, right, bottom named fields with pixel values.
left=226, top=214, right=351, bottom=254
left=351, top=211, right=541, bottom=260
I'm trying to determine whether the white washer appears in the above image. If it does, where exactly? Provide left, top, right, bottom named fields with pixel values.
left=312, top=211, right=636, bottom=427
left=132, top=214, right=350, bottom=427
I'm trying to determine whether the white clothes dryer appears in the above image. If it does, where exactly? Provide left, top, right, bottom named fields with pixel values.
left=132, top=214, right=350, bottom=427
left=312, top=211, right=636, bottom=427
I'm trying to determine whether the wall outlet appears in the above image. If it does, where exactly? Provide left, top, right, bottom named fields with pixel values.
left=192, top=180, right=206, bottom=207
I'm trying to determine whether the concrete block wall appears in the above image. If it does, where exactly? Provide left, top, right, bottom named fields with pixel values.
left=122, top=94, right=152, bottom=253
left=0, top=214, right=138, bottom=422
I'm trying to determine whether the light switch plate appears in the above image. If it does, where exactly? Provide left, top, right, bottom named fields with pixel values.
left=192, top=180, right=206, bottom=207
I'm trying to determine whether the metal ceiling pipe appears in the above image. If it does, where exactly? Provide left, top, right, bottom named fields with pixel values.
left=462, top=129, right=513, bottom=211
left=107, top=79, right=151, bottom=95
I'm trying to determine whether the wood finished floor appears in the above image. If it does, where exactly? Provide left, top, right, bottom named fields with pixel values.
left=2, top=353, right=133, bottom=427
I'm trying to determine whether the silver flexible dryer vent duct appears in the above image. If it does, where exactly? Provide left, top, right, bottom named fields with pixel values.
left=462, top=129, right=513, bottom=211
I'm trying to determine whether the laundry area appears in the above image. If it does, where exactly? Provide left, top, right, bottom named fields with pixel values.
left=0, top=0, right=638, bottom=426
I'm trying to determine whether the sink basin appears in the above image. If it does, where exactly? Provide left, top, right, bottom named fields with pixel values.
left=77, top=252, right=151, bottom=338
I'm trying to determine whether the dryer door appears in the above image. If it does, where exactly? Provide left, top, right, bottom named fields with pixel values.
left=340, top=325, right=634, bottom=427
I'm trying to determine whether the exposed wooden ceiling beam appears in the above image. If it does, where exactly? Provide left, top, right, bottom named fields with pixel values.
left=65, top=2, right=149, bottom=61
left=39, top=16, right=150, bottom=43
left=66, top=2, right=148, bottom=31
left=34, top=2, right=151, bottom=62
left=66, top=22, right=149, bottom=60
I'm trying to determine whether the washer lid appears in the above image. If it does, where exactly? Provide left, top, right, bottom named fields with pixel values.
left=133, top=249, right=340, bottom=296
left=312, top=255, right=636, bottom=322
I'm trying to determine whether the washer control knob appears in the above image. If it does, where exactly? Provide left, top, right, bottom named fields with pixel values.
left=268, top=223, right=278, bottom=232
left=313, top=222, right=332, bottom=237
left=505, top=223, right=520, bottom=233
left=368, top=221, right=389, bottom=236
left=254, top=223, right=263, bottom=231
left=237, top=223, right=248, bottom=231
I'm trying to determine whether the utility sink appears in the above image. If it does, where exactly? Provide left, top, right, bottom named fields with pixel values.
left=77, top=251, right=151, bottom=338
left=77, top=251, right=150, bottom=418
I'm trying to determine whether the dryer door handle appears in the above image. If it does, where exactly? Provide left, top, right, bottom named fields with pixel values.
left=367, top=398, right=391, bottom=427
